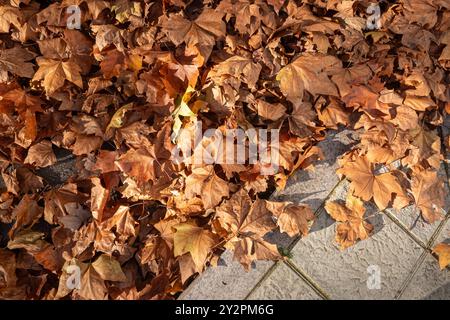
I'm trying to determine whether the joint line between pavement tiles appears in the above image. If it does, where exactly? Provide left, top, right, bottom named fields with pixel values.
left=244, top=178, right=345, bottom=300
left=437, top=126, right=450, bottom=185
left=382, top=210, right=428, bottom=249
left=426, top=212, right=450, bottom=250
left=286, top=178, right=347, bottom=252
left=394, top=249, right=429, bottom=299
left=283, top=259, right=331, bottom=300
left=394, top=212, right=449, bottom=299
left=243, top=261, right=280, bottom=300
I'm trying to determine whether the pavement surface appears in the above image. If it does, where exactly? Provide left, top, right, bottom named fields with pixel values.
left=180, top=128, right=450, bottom=300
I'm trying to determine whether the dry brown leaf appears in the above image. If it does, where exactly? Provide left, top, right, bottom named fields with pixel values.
left=432, top=243, right=450, bottom=270
left=185, top=166, right=230, bottom=210
left=277, top=53, right=341, bottom=105
left=24, top=140, right=56, bottom=168
left=325, top=193, right=373, bottom=249
left=173, top=223, right=218, bottom=270
left=338, top=155, right=407, bottom=210
left=411, top=169, right=445, bottom=223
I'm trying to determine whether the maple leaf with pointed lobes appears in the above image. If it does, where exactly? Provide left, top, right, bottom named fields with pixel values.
left=0, top=46, right=36, bottom=80
left=0, top=5, right=22, bottom=33
left=1, top=87, right=43, bottom=114
left=185, top=166, right=230, bottom=210
left=277, top=53, right=342, bottom=105
left=325, top=193, right=374, bottom=249
left=9, top=195, right=43, bottom=238
left=265, top=201, right=315, bottom=237
left=229, top=195, right=276, bottom=236
left=232, top=236, right=281, bottom=270
left=33, top=57, right=83, bottom=95
left=208, top=56, right=262, bottom=89
left=77, top=265, right=108, bottom=300
left=92, top=254, right=127, bottom=282
left=317, top=99, right=349, bottom=129
left=161, top=9, right=226, bottom=47
left=254, top=100, right=286, bottom=121
left=105, top=205, right=137, bottom=239
left=337, top=155, right=407, bottom=210
left=342, top=86, right=390, bottom=117
left=116, top=147, right=160, bottom=184
left=173, top=223, right=218, bottom=270
left=432, top=243, right=450, bottom=270
left=214, top=189, right=282, bottom=268
left=409, top=127, right=441, bottom=162
left=288, top=103, right=316, bottom=137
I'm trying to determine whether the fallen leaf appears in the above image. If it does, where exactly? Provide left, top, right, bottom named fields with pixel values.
left=432, top=243, right=450, bottom=270
left=325, top=193, right=373, bottom=249
left=173, top=223, right=218, bottom=270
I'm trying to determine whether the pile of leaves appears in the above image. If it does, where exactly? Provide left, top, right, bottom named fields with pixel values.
left=0, top=0, right=449, bottom=299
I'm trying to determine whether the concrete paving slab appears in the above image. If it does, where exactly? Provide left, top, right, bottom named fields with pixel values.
left=247, top=262, right=322, bottom=300
left=289, top=182, right=424, bottom=299
left=400, top=253, right=449, bottom=300
left=433, top=217, right=449, bottom=247
left=179, top=250, right=275, bottom=300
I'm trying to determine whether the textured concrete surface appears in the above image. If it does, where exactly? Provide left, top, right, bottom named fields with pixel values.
left=289, top=181, right=424, bottom=300
left=435, top=218, right=450, bottom=245
left=385, top=205, right=440, bottom=247
left=179, top=250, right=274, bottom=300
left=400, top=253, right=449, bottom=299
left=247, top=262, right=322, bottom=300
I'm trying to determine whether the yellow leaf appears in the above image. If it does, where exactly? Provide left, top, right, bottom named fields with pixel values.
left=106, top=103, right=133, bottom=131
left=171, top=86, right=197, bottom=142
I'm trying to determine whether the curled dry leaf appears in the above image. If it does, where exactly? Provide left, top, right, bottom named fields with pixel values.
left=265, top=200, right=315, bottom=237
left=432, top=243, right=450, bottom=270
left=325, top=193, right=374, bottom=250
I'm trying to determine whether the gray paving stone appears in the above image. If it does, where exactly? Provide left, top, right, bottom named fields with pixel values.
left=289, top=182, right=424, bottom=299
left=400, top=253, right=449, bottom=300
left=433, top=217, right=449, bottom=246
left=247, top=262, right=322, bottom=300
left=179, top=250, right=274, bottom=300
left=385, top=206, right=440, bottom=246
left=385, top=164, right=450, bottom=245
